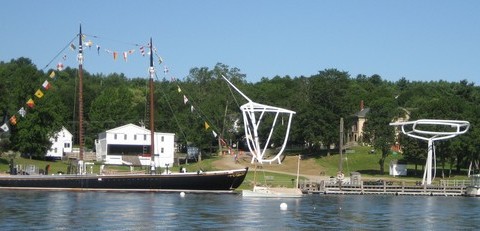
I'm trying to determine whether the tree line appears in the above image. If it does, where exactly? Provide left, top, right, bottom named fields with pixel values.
left=1, top=57, right=479, bottom=174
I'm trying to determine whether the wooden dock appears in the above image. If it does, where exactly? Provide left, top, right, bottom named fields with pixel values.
left=300, top=180, right=468, bottom=196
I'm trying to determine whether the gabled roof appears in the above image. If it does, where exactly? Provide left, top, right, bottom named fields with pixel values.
left=105, top=123, right=149, bottom=134
left=59, top=126, right=72, bottom=136
left=101, top=123, right=176, bottom=136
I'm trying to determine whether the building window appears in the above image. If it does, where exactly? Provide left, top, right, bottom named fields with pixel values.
left=114, top=134, right=117, bottom=140
left=55, top=137, right=58, bottom=142
left=134, top=135, right=137, bottom=140
left=144, top=134, right=147, bottom=140
left=161, top=148, right=164, bottom=153
left=161, top=136, right=164, bottom=142
left=54, top=148, right=58, bottom=153
left=124, top=134, right=127, bottom=140
left=64, top=143, right=70, bottom=148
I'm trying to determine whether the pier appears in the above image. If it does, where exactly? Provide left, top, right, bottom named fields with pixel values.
left=300, top=179, right=470, bottom=196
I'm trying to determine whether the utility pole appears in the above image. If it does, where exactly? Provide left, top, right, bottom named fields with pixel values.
left=339, top=117, right=344, bottom=172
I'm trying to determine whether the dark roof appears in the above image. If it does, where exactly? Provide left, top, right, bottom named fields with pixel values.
left=354, top=108, right=370, bottom=117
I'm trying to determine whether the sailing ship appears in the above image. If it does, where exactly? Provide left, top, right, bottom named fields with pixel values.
left=0, top=25, right=248, bottom=192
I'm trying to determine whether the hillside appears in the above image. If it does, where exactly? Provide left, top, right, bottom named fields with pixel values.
left=211, top=145, right=468, bottom=183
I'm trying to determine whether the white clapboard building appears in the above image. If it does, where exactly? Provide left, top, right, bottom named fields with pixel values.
left=46, top=126, right=73, bottom=160
left=95, top=123, right=175, bottom=168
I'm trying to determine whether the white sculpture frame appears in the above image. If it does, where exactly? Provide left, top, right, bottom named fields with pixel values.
left=223, top=76, right=296, bottom=164
left=390, top=119, right=469, bottom=185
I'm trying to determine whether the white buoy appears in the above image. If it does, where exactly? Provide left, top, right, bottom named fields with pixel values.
left=280, top=202, right=288, bottom=210
left=180, top=192, right=185, bottom=197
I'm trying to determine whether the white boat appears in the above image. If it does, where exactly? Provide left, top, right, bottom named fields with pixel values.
left=465, top=174, right=480, bottom=197
left=242, top=186, right=303, bottom=198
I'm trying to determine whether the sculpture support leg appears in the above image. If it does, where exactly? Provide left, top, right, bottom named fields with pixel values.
left=422, top=139, right=434, bottom=185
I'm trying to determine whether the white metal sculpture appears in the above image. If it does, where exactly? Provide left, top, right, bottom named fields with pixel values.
left=223, top=76, right=296, bottom=164
left=390, top=119, right=470, bottom=185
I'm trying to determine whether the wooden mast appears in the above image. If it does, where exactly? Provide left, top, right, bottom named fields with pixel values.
left=78, top=24, right=84, bottom=161
left=148, top=38, right=155, bottom=170
left=339, top=117, right=344, bottom=172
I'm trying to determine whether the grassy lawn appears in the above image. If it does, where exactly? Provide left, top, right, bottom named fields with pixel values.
left=312, top=146, right=470, bottom=183
left=0, top=156, right=71, bottom=174
left=315, top=146, right=400, bottom=176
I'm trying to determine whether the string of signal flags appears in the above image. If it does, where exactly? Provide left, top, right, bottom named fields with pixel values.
left=2, top=29, right=227, bottom=147
left=1, top=32, right=169, bottom=132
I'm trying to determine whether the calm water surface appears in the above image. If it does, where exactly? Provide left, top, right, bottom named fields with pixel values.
left=0, top=190, right=478, bottom=230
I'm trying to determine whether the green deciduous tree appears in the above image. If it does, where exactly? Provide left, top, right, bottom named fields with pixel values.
left=363, top=80, right=399, bottom=174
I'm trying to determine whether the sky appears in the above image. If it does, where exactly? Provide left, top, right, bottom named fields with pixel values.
left=1, top=1, right=479, bottom=85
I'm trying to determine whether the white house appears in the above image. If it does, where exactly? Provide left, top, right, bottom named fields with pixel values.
left=95, top=123, right=175, bottom=168
left=46, top=126, right=73, bottom=160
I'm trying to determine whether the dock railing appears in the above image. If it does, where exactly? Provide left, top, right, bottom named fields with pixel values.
left=300, top=178, right=468, bottom=196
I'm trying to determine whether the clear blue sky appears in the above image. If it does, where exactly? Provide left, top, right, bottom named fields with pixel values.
left=1, top=0, right=479, bottom=84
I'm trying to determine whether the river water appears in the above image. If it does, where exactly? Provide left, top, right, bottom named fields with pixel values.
left=0, top=190, right=478, bottom=230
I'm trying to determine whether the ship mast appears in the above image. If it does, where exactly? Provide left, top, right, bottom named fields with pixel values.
left=148, top=38, right=156, bottom=170
left=77, top=24, right=84, bottom=162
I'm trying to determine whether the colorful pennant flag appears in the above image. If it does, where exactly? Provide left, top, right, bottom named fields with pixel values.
left=70, top=43, right=76, bottom=51
left=35, top=89, right=44, bottom=98
left=205, top=122, right=210, bottom=130
left=113, top=52, right=118, bottom=61
left=123, top=52, right=128, bottom=62
left=42, top=80, right=51, bottom=90
left=57, top=63, right=64, bottom=71
left=96, top=45, right=101, bottom=55
left=1, top=123, right=9, bottom=132
left=26, top=98, right=35, bottom=108
left=183, top=95, right=188, bottom=104
left=9, top=115, right=17, bottom=125
left=212, top=130, right=217, bottom=137
left=18, top=107, right=26, bottom=117
left=164, top=66, right=169, bottom=74
left=85, top=40, right=93, bottom=48
left=191, top=105, right=194, bottom=112
left=177, top=86, right=182, bottom=93
left=140, top=46, right=145, bottom=56
left=49, top=71, right=56, bottom=78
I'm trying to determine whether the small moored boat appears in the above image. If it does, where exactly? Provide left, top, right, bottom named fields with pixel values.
left=465, top=174, right=480, bottom=197
left=242, top=186, right=302, bottom=198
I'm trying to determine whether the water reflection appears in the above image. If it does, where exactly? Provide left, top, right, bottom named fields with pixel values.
left=0, top=191, right=478, bottom=230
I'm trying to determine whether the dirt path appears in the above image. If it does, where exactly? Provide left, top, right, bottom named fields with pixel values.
left=212, top=154, right=331, bottom=181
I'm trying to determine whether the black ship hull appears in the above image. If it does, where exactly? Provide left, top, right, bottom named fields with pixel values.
left=0, top=168, right=248, bottom=193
